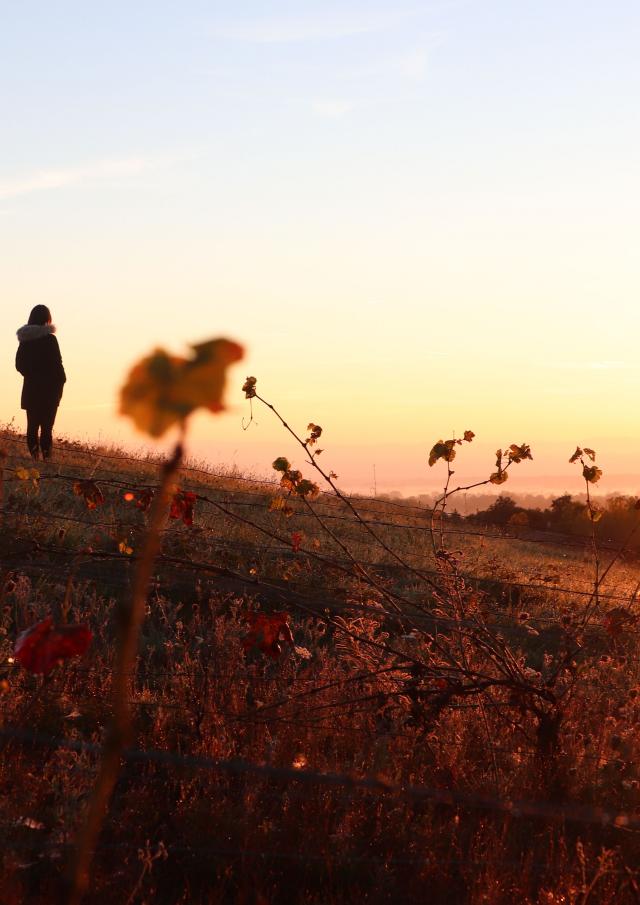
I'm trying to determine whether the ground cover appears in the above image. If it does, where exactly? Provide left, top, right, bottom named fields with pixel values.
left=2, top=427, right=640, bottom=903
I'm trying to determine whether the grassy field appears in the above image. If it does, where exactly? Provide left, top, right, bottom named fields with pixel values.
left=2, top=426, right=640, bottom=904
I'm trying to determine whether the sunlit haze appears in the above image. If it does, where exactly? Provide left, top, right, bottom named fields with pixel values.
left=2, top=1, right=639, bottom=497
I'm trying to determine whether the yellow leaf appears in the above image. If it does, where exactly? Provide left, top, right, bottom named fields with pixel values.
left=119, top=339, right=244, bottom=438
left=489, top=471, right=509, bottom=485
left=15, top=467, right=39, bottom=486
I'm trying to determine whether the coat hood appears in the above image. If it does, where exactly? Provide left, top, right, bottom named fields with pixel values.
left=16, top=324, right=56, bottom=343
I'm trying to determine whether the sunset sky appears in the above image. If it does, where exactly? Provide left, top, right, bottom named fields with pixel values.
left=2, top=1, right=639, bottom=496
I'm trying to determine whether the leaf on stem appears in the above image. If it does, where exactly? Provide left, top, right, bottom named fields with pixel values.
left=15, top=617, right=92, bottom=675
left=583, top=465, right=603, bottom=484
left=507, top=443, right=533, bottom=463
left=272, top=458, right=319, bottom=498
left=305, top=423, right=322, bottom=446
left=120, top=338, right=244, bottom=437
left=241, top=612, right=294, bottom=659
left=73, top=480, right=105, bottom=510
left=428, top=440, right=457, bottom=467
left=242, top=376, right=257, bottom=398
left=295, top=479, right=319, bottom=499
left=170, top=490, right=197, bottom=526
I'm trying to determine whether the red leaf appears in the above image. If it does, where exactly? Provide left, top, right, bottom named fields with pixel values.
left=14, top=617, right=92, bottom=675
left=291, top=531, right=303, bottom=553
left=241, top=612, right=294, bottom=659
left=169, top=490, right=197, bottom=526
left=603, top=607, right=637, bottom=637
left=73, top=480, right=105, bottom=510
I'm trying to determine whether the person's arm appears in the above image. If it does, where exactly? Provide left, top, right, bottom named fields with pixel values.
left=15, top=343, right=26, bottom=376
left=53, top=336, right=67, bottom=385
left=48, top=336, right=66, bottom=400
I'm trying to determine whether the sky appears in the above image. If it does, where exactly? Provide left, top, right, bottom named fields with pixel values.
left=1, top=1, right=639, bottom=497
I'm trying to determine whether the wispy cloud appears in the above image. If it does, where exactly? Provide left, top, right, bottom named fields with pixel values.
left=543, top=360, right=638, bottom=371
left=312, top=99, right=355, bottom=118
left=209, top=11, right=407, bottom=44
left=396, top=48, right=429, bottom=81
left=0, top=154, right=188, bottom=201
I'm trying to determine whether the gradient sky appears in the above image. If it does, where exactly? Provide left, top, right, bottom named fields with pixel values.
left=1, top=1, right=639, bottom=496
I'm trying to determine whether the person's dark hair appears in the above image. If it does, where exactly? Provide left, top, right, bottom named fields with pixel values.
left=28, top=305, right=52, bottom=326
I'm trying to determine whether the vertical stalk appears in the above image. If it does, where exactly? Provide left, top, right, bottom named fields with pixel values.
left=0, top=447, right=6, bottom=525
left=67, top=442, right=182, bottom=904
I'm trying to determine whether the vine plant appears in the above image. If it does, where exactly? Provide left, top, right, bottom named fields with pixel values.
left=242, top=375, right=640, bottom=789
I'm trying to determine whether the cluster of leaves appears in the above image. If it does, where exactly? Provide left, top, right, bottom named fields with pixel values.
left=428, top=431, right=475, bottom=468
left=428, top=433, right=532, bottom=487
left=242, top=376, right=257, bottom=399
left=120, top=338, right=244, bottom=437
left=14, top=616, right=92, bottom=675
left=305, top=423, right=322, bottom=451
left=73, top=480, right=105, bottom=510
left=169, top=490, right=197, bottom=526
left=570, top=446, right=603, bottom=484
left=241, top=611, right=294, bottom=659
left=490, top=444, right=533, bottom=485
left=272, top=458, right=319, bottom=499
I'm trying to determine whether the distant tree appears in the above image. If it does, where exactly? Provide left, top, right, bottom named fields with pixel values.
left=472, top=494, right=519, bottom=527
left=508, top=510, right=529, bottom=528
left=549, top=493, right=587, bottom=535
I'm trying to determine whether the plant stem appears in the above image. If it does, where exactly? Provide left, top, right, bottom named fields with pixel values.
left=66, top=442, right=182, bottom=904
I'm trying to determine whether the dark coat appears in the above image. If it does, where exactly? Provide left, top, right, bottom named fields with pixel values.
left=15, top=325, right=67, bottom=411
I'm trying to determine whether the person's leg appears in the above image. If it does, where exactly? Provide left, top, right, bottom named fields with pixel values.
left=26, top=409, right=40, bottom=459
left=39, top=403, right=59, bottom=460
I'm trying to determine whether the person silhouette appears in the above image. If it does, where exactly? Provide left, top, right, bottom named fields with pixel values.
left=15, top=305, right=67, bottom=460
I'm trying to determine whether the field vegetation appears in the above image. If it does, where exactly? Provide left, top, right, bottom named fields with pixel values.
left=3, top=356, right=640, bottom=904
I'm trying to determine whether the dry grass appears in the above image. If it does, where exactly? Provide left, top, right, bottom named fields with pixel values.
left=2, top=427, right=640, bottom=904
